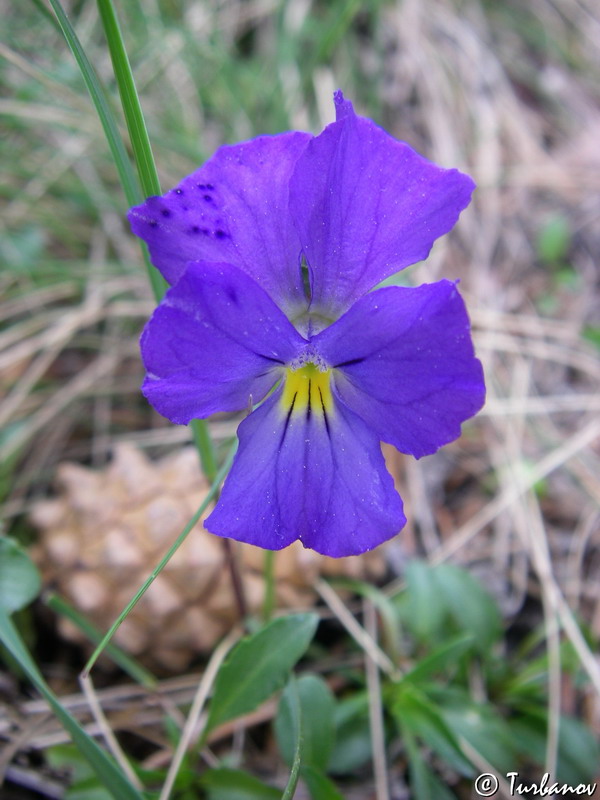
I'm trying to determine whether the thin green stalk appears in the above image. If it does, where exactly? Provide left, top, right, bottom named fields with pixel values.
left=96, top=0, right=217, bottom=469
left=43, top=0, right=167, bottom=301
left=96, top=0, right=167, bottom=301
left=191, top=418, right=219, bottom=484
left=263, top=549, right=276, bottom=622
left=281, top=676, right=303, bottom=800
left=96, top=0, right=160, bottom=199
left=45, top=0, right=140, bottom=208
left=83, top=440, right=238, bottom=677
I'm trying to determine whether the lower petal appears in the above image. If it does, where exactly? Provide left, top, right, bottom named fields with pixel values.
left=205, top=389, right=405, bottom=557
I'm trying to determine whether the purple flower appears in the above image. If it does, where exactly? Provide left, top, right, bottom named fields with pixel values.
left=129, top=92, right=485, bottom=557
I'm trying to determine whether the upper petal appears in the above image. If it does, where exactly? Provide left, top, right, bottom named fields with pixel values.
left=289, top=92, right=475, bottom=316
left=313, top=281, right=485, bottom=458
left=141, top=262, right=305, bottom=424
left=128, top=131, right=312, bottom=313
left=205, top=387, right=406, bottom=557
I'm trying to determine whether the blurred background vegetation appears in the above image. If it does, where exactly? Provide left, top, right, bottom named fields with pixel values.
left=1, top=0, right=599, bottom=798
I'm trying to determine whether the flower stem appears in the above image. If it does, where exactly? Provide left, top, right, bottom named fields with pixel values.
left=95, top=0, right=218, bottom=477
left=222, top=539, right=248, bottom=625
left=191, top=418, right=218, bottom=484
left=263, top=549, right=276, bottom=622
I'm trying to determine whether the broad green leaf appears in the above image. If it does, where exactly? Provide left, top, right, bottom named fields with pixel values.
left=510, top=710, right=600, bottom=785
left=301, top=765, right=344, bottom=800
left=200, top=768, right=280, bottom=800
left=582, top=325, right=600, bottom=351
left=433, top=563, right=502, bottom=650
left=400, top=633, right=474, bottom=685
left=206, top=613, right=318, bottom=732
left=0, top=611, right=143, bottom=800
left=327, top=694, right=372, bottom=775
left=555, top=714, right=600, bottom=784
left=392, top=685, right=473, bottom=777
left=537, top=215, right=570, bottom=265
left=63, top=774, right=113, bottom=800
left=0, top=537, right=41, bottom=613
left=281, top=676, right=303, bottom=800
left=401, top=561, right=502, bottom=650
left=427, top=687, right=516, bottom=773
left=404, top=729, right=458, bottom=800
left=403, top=560, right=446, bottom=643
left=276, top=674, right=335, bottom=771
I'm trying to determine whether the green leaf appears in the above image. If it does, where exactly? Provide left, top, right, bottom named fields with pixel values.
left=582, top=325, right=600, bottom=351
left=301, top=765, right=344, bottom=800
left=205, top=613, right=318, bottom=732
left=403, top=560, right=446, bottom=643
left=392, top=685, right=474, bottom=777
left=400, top=634, right=475, bottom=685
left=510, top=709, right=600, bottom=784
left=555, top=714, right=600, bottom=784
left=281, top=676, right=304, bottom=800
left=0, top=611, right=143, bottom=800
left=404, top=729, right=458, bottom=800
left=66, top=779, right=114, bottom=800
left=200, top=768, right=281, bottom=800
left=432, top=563, right=502, bottom=650
left=276, top=674, right=335, bottom=771
left=327, top=694, right=372, bottom=775
left=428, top=687, right=516, bottom=773
left=401, top=561, right=502, bottom=650
left=537, top=215, right=570, bottom=265
left=0, top=538, right=41, bottom=613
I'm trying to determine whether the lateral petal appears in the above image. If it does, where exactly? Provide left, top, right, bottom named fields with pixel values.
left=205, top=389, right=406, bottom=557
left=129, top=132, right=311, bottom=313
left=141, top=262, right=305, bottom=424
left=313, top=281, right=485, bottom=458
left=289, top=91, right=475, bottom=316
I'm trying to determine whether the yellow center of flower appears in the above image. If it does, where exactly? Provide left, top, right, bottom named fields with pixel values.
left=280, top=362, right=333, bottom=420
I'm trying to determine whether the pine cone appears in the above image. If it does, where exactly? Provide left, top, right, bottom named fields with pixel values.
left=30, top=444, right=385, bottom=671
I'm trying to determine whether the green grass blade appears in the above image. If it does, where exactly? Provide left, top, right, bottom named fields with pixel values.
left=96, top=0, right=160, bottom=198
left=0, top=611, right=143, bottom=800
left=42, top=0, right=214, bottom=468
left=44, top=0, right=140, bottom=208
left=83, top=439, right=238, bottom=676
left=96, top=0, right=217, bottom=470
left=42, top=0, right=168, bottom=301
